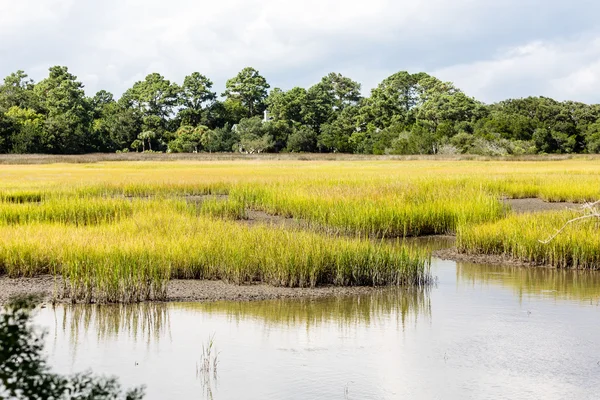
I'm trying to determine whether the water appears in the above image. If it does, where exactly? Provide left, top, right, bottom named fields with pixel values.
left=35, top=257, right=600, bottom=400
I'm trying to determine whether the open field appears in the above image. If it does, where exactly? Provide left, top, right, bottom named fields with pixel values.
left=1, top=157, right=599, bottom=302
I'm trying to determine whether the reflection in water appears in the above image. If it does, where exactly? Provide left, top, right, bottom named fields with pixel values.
left=179, top=288, right=431, bottom=330
left=57, top=303, right=170, bottom=346
left=457, top=261, right=600, bottom=303
left=54, top=288, right=430, bottom=347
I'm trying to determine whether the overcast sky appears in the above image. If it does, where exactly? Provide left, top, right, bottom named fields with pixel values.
left=1, top=0, right=599, bottom=103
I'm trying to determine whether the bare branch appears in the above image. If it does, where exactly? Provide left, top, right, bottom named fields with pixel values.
left=539, top=201, right=600, bottom=244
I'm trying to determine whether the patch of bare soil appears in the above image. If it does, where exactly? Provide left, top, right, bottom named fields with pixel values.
left=503, top=198, right=581, bottom=214
left=0, top=275, right=382, bottom=305
left=433, top=248, right=546, bottom=268
left=0, top=276, right=61, bottom=305
left=185, top=194, right=229, bottom=204
left=167, top=280, right=384, bottom=303
left=241, top=210, right=306, bottom=229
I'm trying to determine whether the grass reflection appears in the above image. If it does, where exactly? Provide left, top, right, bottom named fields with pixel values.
left=457, top=262, right=600, bottom=303
left=54, top=289, right=430, bottom=352
left=58, top=303, right=170, bottom=347
left=180, top=288, right=431, bottom=329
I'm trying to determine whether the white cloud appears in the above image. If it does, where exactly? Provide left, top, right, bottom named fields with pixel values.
left=433, top=35, right=600, bottom=103
left=0, top=0, right=74, bottom=31
left=1, top=0, right=599, bottom=103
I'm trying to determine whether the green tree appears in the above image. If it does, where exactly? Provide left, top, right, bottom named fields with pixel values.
left=168, top=125, right=208, bottom=153
left=263, top=120, right=292, bottom=152
left=178, top=73, right=216, bottom=127
left=361, top=71, right=445, bottom=129
left=287, top=125, right=317, bottom=152
left=585, top=122, right=600, bottom=153
left=388, top=124, right=438, bottom=155
left=201, top=124, right=238, bottom=152
left=0, top=113, right=11, bottom=152
left=121, top=73, right=179, bottom=147
left=235, top=117, right=273, bottom=153
left=301, top=83, right=334, bottom=133
left=91, top=90, right=115, bottom=116
left=320, top=72, right=362, bottom=111
left=266, top=87, right=307, bottom=123
left=297, top=73, right=361, bottom=134
left=0, top=70, right=36, bottom=112
left=317, top=106, right=361, bottom=153
left=4, top=106, right=46, bottom=153
left=33, top=66, right=92, bottom=153
left=417, top=91, right=486, bottom=136
left=223, top=67, right=270, bottom=117
left=92, top=102, right=142, bottom=152
left=136, top=130, right=157, bottom=152
left=204, top=99, right=249, bottom=128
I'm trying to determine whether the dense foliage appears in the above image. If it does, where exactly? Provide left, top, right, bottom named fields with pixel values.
left=2, top=67, right=600, bottom=155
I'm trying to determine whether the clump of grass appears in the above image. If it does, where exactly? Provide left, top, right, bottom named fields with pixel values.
left=197, top=334, right=219, bottom=400
left=0, top=198, right=134, bottom=226
left=0, top=204, right=431, bottom=302
left=0, top=190, right=45, bottom=203
left=457, top=210, right=600, bottom=269
left=197, top=334, right=219, bottom=378
left=233, top=181, right=504, bottom=237
left=61, top=248, right=170, bottom=303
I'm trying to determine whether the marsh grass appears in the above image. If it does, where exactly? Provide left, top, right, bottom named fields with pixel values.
left=0, top=202, right=431, bottom=302
left=0, top=197, right=134, bottom=226
left=2, top=159, right=600, bottom=302
left=233, top=181, right=504, bottom=237
left=0, top=190, right=45, bottom=203
left=457, top=211, right=600, bottom=269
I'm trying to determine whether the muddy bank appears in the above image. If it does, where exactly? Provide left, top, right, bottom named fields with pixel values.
left=503, top=198, right=581, bottom=214
left=242, top=209, right=307, bottom=228
left=0, top=275, right=389, bottom=305
left=434, top=248, right=542, bottom=268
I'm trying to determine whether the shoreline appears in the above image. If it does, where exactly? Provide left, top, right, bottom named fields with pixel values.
left=0, top=275, right=399, bottom=305
left=0, top=248, right=557, bottom=306
left=433, top=248, right=541, bottom=268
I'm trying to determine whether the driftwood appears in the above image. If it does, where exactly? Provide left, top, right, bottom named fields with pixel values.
left=539, top=200, right=600, bottom=244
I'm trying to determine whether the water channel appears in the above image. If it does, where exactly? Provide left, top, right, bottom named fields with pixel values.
left=35, top=245, right=600, bottom=399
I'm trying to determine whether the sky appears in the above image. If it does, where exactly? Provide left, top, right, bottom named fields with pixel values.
left=1, top=0, right=599, bottom=104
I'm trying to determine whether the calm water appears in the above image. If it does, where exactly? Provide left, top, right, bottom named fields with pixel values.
left=35, top=257, right=600, bottom=400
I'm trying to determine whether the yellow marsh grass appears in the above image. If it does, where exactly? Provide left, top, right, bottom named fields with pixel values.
left=457, top=211, right=600, bottom=270
left=0, top=197, right=135, bottom=225
left=0, top=200, right=430, bottom=303
left=1, top=158, right=600, bottom=302
left=232, top=181, right=502, bottom=236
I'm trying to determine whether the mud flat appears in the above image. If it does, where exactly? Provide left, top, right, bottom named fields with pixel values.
left=0, top=275, right=387, bottom=305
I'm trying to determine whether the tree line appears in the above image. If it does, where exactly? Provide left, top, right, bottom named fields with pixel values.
left=1, top=66, right=600, bottom=156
